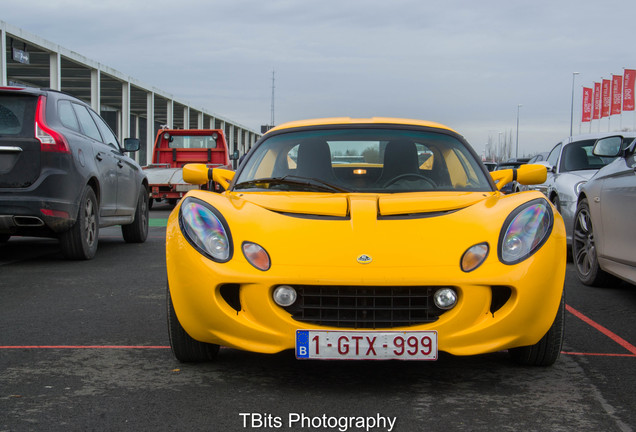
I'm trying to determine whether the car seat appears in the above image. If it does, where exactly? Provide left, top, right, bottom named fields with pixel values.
left=564, top=146, right=590, bottom=171
left=376, top=140, right=421, bottom=185
left=295, top=141, right=337, bottom=181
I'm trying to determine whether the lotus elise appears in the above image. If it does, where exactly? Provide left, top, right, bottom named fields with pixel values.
left=166, top=118, right=566, bottom=366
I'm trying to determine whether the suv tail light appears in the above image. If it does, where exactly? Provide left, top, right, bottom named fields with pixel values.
left=35, top=96, right=70, bottom=153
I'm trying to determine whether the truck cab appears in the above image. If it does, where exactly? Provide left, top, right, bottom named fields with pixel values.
left=144, top=129, right=232, bottom=207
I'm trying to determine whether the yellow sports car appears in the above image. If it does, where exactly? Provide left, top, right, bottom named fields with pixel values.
left=166, top=118, right=566, bottom=366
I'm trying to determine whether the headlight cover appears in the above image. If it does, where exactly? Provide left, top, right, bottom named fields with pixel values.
left=179, top=197, right=232, bottom=262
left=498, top=198, right=553, bottom=265
left=574, top=181, right=586, bottom=196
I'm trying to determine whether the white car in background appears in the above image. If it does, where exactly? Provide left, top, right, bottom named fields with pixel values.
left=532, top=133, right=636, bottom=244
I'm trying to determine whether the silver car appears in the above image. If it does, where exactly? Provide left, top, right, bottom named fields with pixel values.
left=532, top=132, right=636, bottom=243
left=572, top=135, right=636, bottom=286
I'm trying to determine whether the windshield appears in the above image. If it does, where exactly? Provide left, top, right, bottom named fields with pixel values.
left=167, top=134, right=218, bottom=149
left=560, top=139, right=619, bottom=172
left=234, top=128, right=492, bottom=193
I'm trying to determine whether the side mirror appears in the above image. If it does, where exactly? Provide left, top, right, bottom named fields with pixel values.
left=182, top=163, right=236, bottom=190
left=212, top=168, right=235, bottom=190
left=516, top=163, right=548, bottom=185
left=124, top=138, right=140, bottom=152
left=490, top=164, right=547, bottom=191
left=593, top=136, right=623, bottom=157
left=230, top=150, right=240, bottom=161
left=534, top=160, right=554, bottom=173
left=183, top=163, right=212, bottom=185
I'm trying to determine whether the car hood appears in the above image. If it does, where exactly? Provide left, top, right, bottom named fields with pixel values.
left=561, top=169, right=597, bottom=181
left=176, top=190, right=557, bottom=271
left=235, top=191, right=491, bottom=218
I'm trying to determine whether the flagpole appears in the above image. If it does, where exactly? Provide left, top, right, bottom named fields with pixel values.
left=570, top=72, right=579, bottom=136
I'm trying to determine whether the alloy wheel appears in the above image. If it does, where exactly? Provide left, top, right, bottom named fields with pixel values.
left=84, top=197, right=97, bottom=247
left=573, top=207, right=596, bottom=277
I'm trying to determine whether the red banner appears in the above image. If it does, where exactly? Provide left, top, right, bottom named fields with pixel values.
left=593, top=82, right=601, bottom=119
left=611, top=75, right=622, bottom=115
left=601, top=79, right=611, bottom=118
left=582, top=87, right=593, bottom=122
left=623, top=69, right=635, bottom=111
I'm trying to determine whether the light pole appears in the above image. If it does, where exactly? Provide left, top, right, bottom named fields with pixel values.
left=570, top=72, right=580, bottom=136
left=516, top=104, right=522, bottom=158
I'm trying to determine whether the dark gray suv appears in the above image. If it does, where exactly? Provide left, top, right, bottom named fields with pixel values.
left=0, top=87, right=149, bottom=259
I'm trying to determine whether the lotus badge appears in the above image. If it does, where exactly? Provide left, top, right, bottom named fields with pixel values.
left=357, top=254, right=372, bottom=264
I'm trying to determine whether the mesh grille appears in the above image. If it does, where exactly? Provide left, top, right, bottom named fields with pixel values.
left=282, top=285, right=449, bottom=329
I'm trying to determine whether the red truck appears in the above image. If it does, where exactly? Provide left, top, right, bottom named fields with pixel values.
left=143, top=128, right=233, bottom=207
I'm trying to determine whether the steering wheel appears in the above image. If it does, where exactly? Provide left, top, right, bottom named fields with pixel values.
left=383, top=173, right=437, bottom=188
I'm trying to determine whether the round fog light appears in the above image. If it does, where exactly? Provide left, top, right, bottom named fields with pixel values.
left=273, top=285, right=297, bottom=307
left=434, top=288, right=457, bottom=310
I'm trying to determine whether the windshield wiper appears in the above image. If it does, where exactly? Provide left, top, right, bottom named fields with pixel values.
left=234, top=175, right=350, bottom=193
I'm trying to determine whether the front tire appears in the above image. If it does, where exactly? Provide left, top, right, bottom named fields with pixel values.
left=509, top=293, right=565, bottom=366
left=60, top=185, right=99, bottom=260
left=572, top=198, right=613, bottom=287
left=122, top=187, right=149, bottom=243
left=167, top=284, right=219, bottom=362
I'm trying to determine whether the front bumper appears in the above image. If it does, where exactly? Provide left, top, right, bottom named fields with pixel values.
left=560, top=198, right=577, bottom=244
left=167, top=211, right=567, bottom=357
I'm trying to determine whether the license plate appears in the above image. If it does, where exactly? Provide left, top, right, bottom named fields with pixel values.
left=295, top=330, right=437, bottom=360
left=175, top=184, right=197, bottom=192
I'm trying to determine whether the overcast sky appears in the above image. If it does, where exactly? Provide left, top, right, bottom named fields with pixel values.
left=3, top=0, right=636, bottom=156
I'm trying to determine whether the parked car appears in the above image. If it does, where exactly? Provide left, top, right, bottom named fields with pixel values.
left=572, top=135, right=636, bottom=287
left=483, top=161, right=497, bottom=172
left=528, top=152, right=549, bottom=164
left=0, top=87, right=149, bottom=259
left=494, top=158, right=529, bottom=193
left=531, top=133, right=636, bottom=244
left=166, top=117, right=565, bottom=366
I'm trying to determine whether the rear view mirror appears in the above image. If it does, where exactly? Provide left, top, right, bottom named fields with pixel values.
left=593, top=136, right=622, bottom=157
left=124, top=138, right=140, bottom=152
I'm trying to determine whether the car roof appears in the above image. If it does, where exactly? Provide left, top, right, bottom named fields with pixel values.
left=0, top=86, right=83, bottom=102
left=0, top=86, right=47, bottom=96
left=563, top=131, right=636, bottom=144
left=266, top=117, right=458, bottom=134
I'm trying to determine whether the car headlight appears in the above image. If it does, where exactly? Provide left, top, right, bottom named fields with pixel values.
left=574, top=181, right=586, bottom=196
left=179, top=197, right=232, bottom=262
left=498, top=199, right=553, bottom=265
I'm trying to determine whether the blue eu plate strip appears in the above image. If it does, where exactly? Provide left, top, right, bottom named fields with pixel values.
left=296, top=330, right=309, bottom=358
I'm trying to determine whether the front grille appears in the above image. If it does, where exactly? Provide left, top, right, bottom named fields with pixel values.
left=282, top=285, right=449, bottom=329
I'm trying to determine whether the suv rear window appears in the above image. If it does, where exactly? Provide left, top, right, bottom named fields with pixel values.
left=0, top=95, right=37, bottom=138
